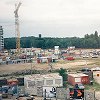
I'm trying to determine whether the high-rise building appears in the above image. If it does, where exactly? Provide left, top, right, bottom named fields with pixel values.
left=0, top=26, right=4, bottom=51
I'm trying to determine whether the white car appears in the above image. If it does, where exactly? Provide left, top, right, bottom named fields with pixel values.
left=82, top=55, right=89, bottom=58
left=91, top=55, right=98, bottom=58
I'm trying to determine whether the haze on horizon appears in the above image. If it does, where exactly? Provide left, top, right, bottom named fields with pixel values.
left=0, top=0, right=100, bottom=38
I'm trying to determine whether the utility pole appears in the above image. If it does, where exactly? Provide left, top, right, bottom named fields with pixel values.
left=14, top=2, right=21, bottom=53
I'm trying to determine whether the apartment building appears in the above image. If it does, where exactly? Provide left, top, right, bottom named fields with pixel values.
left=0, top=26, right=4, bottom=51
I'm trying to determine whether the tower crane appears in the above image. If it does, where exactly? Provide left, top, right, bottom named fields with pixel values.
left=14, top=2, right=22, bottom=53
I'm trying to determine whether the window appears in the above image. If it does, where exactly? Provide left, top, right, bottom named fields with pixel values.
left=27, top=81, right=35, bottom=88
left=55, top=79, right=61, bottom=85
left=46, top=80, right=53, bottom=85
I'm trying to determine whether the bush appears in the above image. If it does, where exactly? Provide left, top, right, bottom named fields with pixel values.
left=58, top=68, right=68, bottom=81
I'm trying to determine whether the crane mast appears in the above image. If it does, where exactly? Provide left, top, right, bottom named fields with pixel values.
left=14, top=2, right=21, bottom=53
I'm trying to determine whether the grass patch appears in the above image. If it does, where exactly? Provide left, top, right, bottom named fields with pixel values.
left=85, top=80, right=100, bottom=91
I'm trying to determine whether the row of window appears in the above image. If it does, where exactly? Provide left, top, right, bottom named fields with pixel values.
left=27, top=79, right=62, bottom=88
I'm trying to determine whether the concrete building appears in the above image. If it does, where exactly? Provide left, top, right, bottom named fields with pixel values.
left=24, top=73, right=63, bottom=95
left=0, top=26, right=4, bottom=51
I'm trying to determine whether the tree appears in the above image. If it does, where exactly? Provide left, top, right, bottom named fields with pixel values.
left=58, top=68, right=67, bottom=81
left=4, top=31, right=100, bottom=49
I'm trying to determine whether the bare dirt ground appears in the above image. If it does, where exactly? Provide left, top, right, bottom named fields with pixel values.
left=0, top=59, right=95, bottom=75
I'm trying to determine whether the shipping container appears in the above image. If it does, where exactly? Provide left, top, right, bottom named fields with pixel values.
left=7, top=79, right=18, bottom=85
left=78, top=73, right=89, bottom=84
left=68, top=73, right=89, bottom=85
left=37, top=58, right=41, bottom=63
left=68, top=74, right=81, bottom=86
left=66, top=56, right=75, bottom=61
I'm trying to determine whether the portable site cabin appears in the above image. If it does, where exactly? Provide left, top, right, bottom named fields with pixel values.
left=24, top=73, right=63, bottom=96
left=42, top=73, right=63, bottom=98
left=42, top=73, right=63, bottom=87
left=68, top=73, right=89, bottom=86
left=78, top=73, right=89, bottom=84
left=24, top=74, right=43, bottom=95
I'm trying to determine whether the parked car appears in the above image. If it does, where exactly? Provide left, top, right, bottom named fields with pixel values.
left=91, top=55, right=98, bottom=58
left=91, top=67, right=100, bottom=71
left=82, top=55, right=89, bottom=58
left=81, top=68, right=91, bottom=72
left=66, top=56, right=75, bottom=61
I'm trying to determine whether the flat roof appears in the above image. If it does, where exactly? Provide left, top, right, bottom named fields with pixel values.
left=68, top=73, right=88, bottom=77
left=24, top=73, right=62, bottom=80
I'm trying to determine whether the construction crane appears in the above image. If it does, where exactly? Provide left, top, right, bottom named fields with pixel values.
left=14, top=2, right=22, bottom=53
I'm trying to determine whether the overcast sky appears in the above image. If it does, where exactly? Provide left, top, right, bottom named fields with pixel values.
left=1, top=0, right=100, bottom=38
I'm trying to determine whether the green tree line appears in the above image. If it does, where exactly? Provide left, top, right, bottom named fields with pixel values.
left=4, top=31, right=100, bottom=49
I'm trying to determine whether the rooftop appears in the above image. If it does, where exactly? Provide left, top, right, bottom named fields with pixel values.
left=68, top=73, right=88, bottom=77
left=24, top=73, right=62, bottom=80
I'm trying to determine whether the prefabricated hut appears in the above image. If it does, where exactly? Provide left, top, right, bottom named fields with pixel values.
left=42, top=73, right=63, bottom=87
left=24, top=74, right=43, bottom=95
left=68, top=73, right=89, bottom=86
left=24, top=73, right=63, bottom=96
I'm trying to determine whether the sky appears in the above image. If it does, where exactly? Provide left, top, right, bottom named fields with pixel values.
left=0, top=0, right=100, bottom=38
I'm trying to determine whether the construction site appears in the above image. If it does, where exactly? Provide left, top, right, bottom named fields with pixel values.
left=0, top=1, right=100, bottom=100
left=0, top=44, right=100, bottom=100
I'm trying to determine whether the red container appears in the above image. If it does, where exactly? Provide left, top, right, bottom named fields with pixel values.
left=37, top=59, right=41, bottom=63
left=48, top=58, right=52, bottom=63
left=7, top=79, right=18, bottom=85
left=66, top=57, right=75, bottom=60
left=80, top=75, right=89, bottom=84
left=68, top=74, right=81, bottom=86
left=68, top=73, right=89, bottom=85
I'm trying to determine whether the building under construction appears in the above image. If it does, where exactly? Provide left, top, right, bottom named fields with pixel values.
left=0, top=26, right=4, bottom=51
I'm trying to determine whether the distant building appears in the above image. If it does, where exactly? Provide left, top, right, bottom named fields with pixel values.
left=39, top=34, right=41, bottom=38
left=0, top=26, right=4, bottom=51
